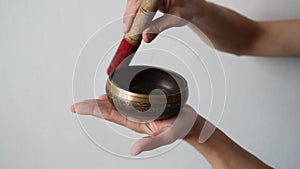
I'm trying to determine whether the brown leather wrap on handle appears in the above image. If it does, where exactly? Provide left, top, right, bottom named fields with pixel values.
left=124, top=0, right=160, bottom=45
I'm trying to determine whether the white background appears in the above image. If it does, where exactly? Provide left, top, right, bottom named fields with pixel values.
left=1, top=0, right=300, bottom=168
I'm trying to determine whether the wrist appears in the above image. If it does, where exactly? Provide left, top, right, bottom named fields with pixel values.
left=183, top=117, right=231, bottom=169
left=189, top=1, right=211, bottom=21
left=183, top=115, right=205, bottom=143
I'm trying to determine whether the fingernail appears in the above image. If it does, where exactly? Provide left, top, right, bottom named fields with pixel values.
left=70, top=104, right=76, bottom=112
left=130, top=148, right=140, bottom=156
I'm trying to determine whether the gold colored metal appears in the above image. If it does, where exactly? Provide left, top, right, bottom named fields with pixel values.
left=106, top=78, right=188, bottom=104
left=105, top=66, right=189, bottom=120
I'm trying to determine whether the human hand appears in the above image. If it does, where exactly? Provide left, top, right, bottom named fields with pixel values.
left=70, top=95, right=199, bottom=155
left=124, top=0, right=206, bottom=43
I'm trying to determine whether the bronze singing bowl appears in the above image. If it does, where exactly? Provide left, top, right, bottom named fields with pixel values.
left=105, top=65, right=188, bottom=121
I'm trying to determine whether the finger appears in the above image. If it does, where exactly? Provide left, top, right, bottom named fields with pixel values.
left=158, top=0, right=171, bottom=13
left=70, top=99, right=113, bottom=117
left=70, top=104, right=76, bottom=112
left=123, top=0, right=141, bottom=33
left=142, top=14, right=187, bottom=43
left=130, top=105, right=198, bottom=156
left=71, top=99, right=116, bottom=118
left=98, top=94, right=108, bottom=100
left=71, top=99, right=147, bottom=133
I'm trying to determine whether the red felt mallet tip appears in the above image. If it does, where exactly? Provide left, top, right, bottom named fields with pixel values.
left=107, top=38, right=139, bottom=75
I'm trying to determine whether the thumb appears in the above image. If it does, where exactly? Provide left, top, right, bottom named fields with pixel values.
left=142, top=14, right=187, bottom=43
left=130, top=105, right=198, bottom=156
left=130, top=131, right=175, bottom=156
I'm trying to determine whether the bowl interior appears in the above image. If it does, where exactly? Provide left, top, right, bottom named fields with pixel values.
left=109, top=66, right=187, bottom=95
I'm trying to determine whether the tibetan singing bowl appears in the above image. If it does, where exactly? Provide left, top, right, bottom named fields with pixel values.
left=105, top=65, right=188, bottom=121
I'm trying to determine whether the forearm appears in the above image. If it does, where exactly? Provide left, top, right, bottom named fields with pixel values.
left=184, top=115, right=273, bottom=169
left=252, top=20, right=300, bottom=57
left=188, top=1, right=261, bottom=56
left=188, top=1, right=300, bottom=57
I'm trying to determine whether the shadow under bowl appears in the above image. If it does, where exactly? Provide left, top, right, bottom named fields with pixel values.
left=105, top=65, right=188, bottom=121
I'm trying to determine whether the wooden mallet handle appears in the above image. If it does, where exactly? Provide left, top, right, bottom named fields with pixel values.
left=125, top=0, right=160, bottom=45
left=107, top=0, right=160, bottom=75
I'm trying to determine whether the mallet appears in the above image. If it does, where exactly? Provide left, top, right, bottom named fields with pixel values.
left=107, top=0, right=160, bottom=75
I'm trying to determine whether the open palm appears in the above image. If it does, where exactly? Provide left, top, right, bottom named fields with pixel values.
left=71, top=95, right=197, bottom=155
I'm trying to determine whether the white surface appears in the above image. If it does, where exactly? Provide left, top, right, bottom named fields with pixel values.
left=0, top=0, right=300, bottom=168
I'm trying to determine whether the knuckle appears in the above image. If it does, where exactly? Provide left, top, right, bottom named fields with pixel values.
left=123, top=11, right=129, bottom=16
left=106, top=107, right=117, bottom=121
left=92, top=104, right=102, bottom=117
left=101, top=108, right=113, bottom=120
left=94, top=101, right=113, bottom=120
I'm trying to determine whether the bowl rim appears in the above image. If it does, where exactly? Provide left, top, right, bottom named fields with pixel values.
left=106, top=66, right=189, bottom=104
